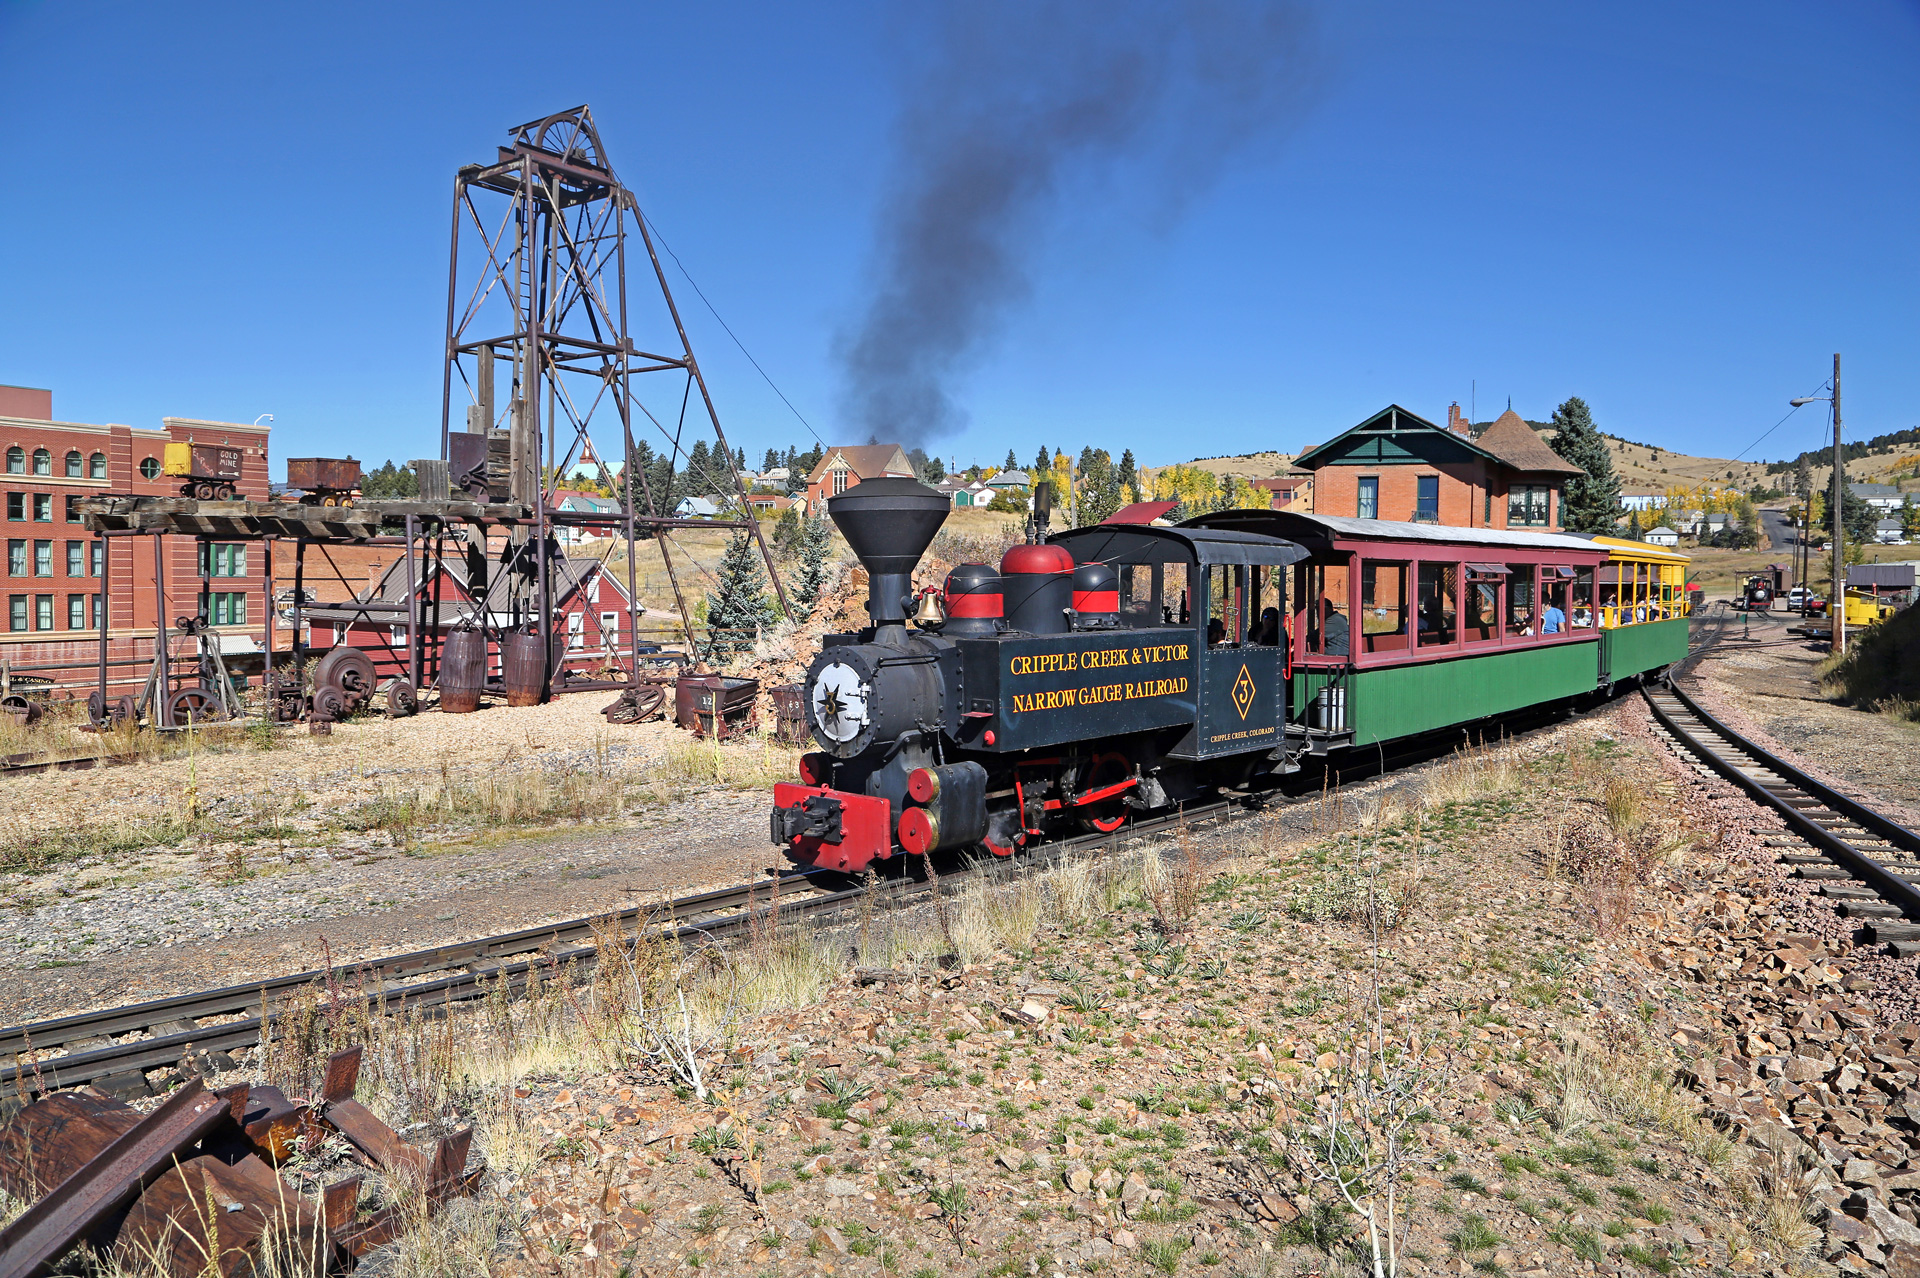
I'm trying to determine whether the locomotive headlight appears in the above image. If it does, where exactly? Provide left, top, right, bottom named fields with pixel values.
left=810, top=662, right=871, bottom=744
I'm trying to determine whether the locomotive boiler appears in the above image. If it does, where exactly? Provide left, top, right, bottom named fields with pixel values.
left=770, top=478, right=1309, bottom=871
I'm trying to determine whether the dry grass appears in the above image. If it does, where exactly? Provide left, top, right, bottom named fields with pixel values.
left=1549, top=1026, right=1818, bottom=1271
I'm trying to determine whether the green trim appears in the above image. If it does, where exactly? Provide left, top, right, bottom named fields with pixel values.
left=1295, top=404, right=1506, bottom=471
left=1300, top=642, right=1600, bottom=745
left=1599, top=618, right=1688, bottom=682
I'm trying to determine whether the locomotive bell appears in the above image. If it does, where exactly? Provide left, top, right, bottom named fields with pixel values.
left=911, top=587, right=948, bottom=628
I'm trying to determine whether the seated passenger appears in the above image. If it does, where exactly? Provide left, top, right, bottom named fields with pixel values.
left=1324, top=608, right=1350, bottom=656
left=1572, top=605, right=1593, bottom=627
left=1541, top=601, right=1566, bottom=633
left=1207, top=617, right=1225, bottom=647
left=1252, top=607, right=1280, bottom=646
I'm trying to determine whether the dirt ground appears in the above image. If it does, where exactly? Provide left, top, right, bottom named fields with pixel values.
left=0, top=697, right=801, bottom=1023
left=468, top=699, right=1920, bottom=1278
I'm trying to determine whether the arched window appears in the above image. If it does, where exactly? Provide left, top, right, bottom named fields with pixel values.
left=64, top=450, right=81, bottom=478
left=31, top=449, right=50, bottom=476
left=5, top=447, right=21, bottom=474
left=139, top=456, right=160, bottom=480
left=88, top=452, right=106, bottom=479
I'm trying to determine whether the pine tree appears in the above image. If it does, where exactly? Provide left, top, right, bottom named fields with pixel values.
left=1004, top=449, right=1019, bottom=472
left=1820, top=477, right=1876, bottom=544
left=1117, top=449, right=1140, bottom=504
left=1626, top=509, right=1643, bottom=541
left=705, top=531, right=777, bottom=663
left=1034, top=445, right=1051, bottom=472
left=735, top=446, right=746, bottom=473
left=680, top=440, right=711, bottom=502
left=1548, top=397, right=1621, bottom=533
left=762, top=447, right=781, bottom=472
left=791, top=515, right=834, bottom=620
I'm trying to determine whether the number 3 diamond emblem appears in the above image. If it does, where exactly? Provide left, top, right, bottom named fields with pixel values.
left=1231, top=664, right=1257, bottom=720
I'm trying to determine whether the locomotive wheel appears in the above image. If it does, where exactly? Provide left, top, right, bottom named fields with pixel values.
left=311, top=683, right=348, bottom=721
left=168, top=686, right=227, bottom=725
left=113, top=695, right=137, bottom=727
left=1073, top=751, right=1134, bottom=834
left=87, top=689, right=108, bottom=727
left=315, top=647, right=376, bottom=706
left=193, top=482, right=216, bottom=500
left=386, top=679, right=418, bottom=717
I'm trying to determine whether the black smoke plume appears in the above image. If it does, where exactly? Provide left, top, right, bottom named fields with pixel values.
left=838, top=1, right=1319, bottom=446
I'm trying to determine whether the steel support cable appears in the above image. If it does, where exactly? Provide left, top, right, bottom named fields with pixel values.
left=637, top=211, right=827, bottom=450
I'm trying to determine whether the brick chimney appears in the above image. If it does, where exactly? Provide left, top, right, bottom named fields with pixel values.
left=1447, top=402, right=1472, bottom=436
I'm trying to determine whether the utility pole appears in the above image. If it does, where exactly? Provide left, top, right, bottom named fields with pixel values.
left=1831, top=352, right=1845, bottom=654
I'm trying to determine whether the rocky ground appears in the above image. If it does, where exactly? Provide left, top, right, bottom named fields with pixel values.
left=423, top=693, right=1920, bottom=1278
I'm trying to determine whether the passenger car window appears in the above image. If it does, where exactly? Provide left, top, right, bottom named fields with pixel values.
left=1416, top=563, right=1457, bottom=647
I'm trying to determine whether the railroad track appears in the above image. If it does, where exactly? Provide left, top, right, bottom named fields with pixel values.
left=1644, top=681, right=1920, bottom=957
left=3, top=672, right=1659, bottom=1103
left=1, top=799, right=1265, bottom=1101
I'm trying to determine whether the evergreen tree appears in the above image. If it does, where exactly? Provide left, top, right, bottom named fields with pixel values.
left=734, top=446, right=747, bottom=473
left=772, top=505, right=803, bottom=556
left=1004, top=449, right=1019, bottom=472
left=1034, top=445, right=1050, bottom=472
left=921, top=454, right=946, bottom=483
left=1547, top=397, right=1621, bottom=533
left=1117, top=449, right=1140, bottom=503
left=762, top=447, right=781, bottom=473
left=360, top=460, right=418, bottom=499
left=680, top=440, right=712, bottom=502
left=791, top=515, right=834, bottom=620
left=1076, top=449, right=1123, bottom=526
left=1626, top=509, right=1643, bottom=541
left=1820, top=477, right=1877, bottom=544
left=705, top=531, right=777, bottom=663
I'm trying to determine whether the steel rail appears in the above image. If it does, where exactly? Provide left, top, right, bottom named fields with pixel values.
left=1, top=800, right=1257, bottom=1098
left=4, top=677, right=1653, bottom=1099
left=1644, top=682, right=1920, bottom=924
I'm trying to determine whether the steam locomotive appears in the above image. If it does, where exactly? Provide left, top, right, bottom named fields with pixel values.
left=769, top=478, right=1695, bottom=873
left=769, top=478, right=1309, bottom=872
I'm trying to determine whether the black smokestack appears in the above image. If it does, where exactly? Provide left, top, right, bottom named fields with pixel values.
left=838, top=1, right=1319, bottom=446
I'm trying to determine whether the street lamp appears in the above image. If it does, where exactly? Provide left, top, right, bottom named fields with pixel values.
left=253, top=414, right=274, bottom=426
left=1789, top=353, right=1845, bottom=653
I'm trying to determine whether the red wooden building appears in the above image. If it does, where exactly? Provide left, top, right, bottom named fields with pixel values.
left=303, top=553, right=641, bottom=683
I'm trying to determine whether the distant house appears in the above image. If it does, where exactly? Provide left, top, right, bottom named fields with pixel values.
left=1618, top=490, right=1664, bottom=512
left=803, top=444, right=916, bottom=508
left=983, top=472, right=1030, bottom=494
left=747, top=492, right=805, bottom=516
left=1875, top=517, right=1907, bottom=545
left=931, top=477, right=995, bottom=508
left=547, top=488, right=624, bottom=545
left=675, top=496, right=720, bottom=519
left=759, top=466, right=790, bottom=485
left=1851, top=483, right=1905, bottom=512
left=1672, top=509, right=1706, bottom=536
left=1643, top=526, right=1680, bottom=547
left=1291, top=403, right=1584, bottom=529
left=1251, top=474, right=1312, bottom=511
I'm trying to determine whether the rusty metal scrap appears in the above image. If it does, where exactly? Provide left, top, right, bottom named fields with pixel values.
left=0, top=1044, right=482, bottom=1277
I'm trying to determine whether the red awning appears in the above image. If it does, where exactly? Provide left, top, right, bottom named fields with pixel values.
left=1103, top=501, right=1180, bottom=525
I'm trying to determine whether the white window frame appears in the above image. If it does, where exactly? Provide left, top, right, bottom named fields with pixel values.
left=567, top=612, right=585, bottom=650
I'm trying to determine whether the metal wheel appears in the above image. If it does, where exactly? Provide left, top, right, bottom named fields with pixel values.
left=193, top=482, right=216, bottom=500
left=315, top=648, right=377, bottom=709
left=87, top=689, right=108, bottom=727
left=1073, top=751, right=1134, bottom=834
left=215, top=483, right=236, bottom=500
left=310, top=684, right=348, bottom=721
left=113, top=695, right=137, bottom=727
left=168, top=686, right=227, bottom=725
left=386, top=679, right=418, bottom=717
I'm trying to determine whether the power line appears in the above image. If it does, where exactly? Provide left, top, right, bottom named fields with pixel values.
left=640, top=212, right=828, bottom=451
left=1731, top=380, right=1830, bottom=464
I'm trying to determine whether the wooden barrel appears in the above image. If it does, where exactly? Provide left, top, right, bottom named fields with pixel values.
left=439, top=629, right=487, bottom=713
left=503, top=631, right=552, bottom=707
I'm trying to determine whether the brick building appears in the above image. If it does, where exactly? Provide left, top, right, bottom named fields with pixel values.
left=802, top=444, right=915, bottom=509
left=0, top=384, right=272, bottom=693
left=1293, top=404, right=1584, bottom=530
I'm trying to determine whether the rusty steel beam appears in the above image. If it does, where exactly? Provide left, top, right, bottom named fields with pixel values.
left=0, top=1079, right=230, bottom=1278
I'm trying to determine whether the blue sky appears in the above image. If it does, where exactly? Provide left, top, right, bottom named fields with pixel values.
left=0, top=0, right=1914, bottom=479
